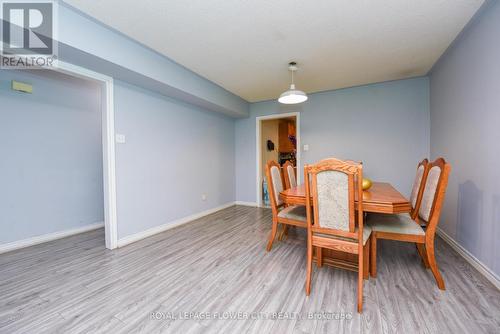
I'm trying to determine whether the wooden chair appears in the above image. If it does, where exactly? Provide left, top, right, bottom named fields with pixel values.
left=304, top=158, right=371, bottom=313
left=409, top=159, right=429, bottom=220
left=282, top=160, right=297, bottom=190
left=368, top=158, right=451, bottom=290
left=265, top=160, right=307, bottom=251
left=368, top=158, right=429, bottom=278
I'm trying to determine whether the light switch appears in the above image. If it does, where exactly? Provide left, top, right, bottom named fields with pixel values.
left=303, top=144, right=309, bottom=151
left=115, top=134, right=126, bottom=144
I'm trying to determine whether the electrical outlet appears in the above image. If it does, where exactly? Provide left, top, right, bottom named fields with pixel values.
left=201, top=194, right=207, bottom=201
left=303, top=144, right=309, bottom=151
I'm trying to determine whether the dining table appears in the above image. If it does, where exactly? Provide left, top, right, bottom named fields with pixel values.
left=280, top=181, right=411, bottom=278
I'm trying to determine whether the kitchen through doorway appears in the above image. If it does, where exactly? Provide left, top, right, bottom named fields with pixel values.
left=256, top=112, right=300, bottom=207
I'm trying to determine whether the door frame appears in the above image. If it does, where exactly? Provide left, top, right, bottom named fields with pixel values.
left=256, top=112, right=301, bottom=207
left=51, top=61, right=118, bottom=249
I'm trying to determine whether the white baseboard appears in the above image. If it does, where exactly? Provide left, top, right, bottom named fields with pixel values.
left=234, top=201, right=258, bottom=207
left=437, top=227, right=500, bottom=290
left=117, top=202, right=236, bottom=248
left=0, top=222, right=104, bottom=255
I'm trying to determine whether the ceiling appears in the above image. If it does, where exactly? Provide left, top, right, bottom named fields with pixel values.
left=64, top=0, right=484, bottom=102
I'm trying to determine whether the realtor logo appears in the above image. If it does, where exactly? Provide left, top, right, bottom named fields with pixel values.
left=1, top=0, right=58, bottom=69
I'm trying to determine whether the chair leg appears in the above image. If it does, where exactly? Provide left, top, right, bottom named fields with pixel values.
left=416, top=243, right=430, bottom=268
left=305, top=240, right=313, bottom=295
left=279, top=225, right=289, bottom=240
left=425, top=240, right=445, bottom=290
left=357, top=244, right=364, bottom=313
left=266, top=221, right=279, bottom=251
left=370, top=234, right=377, bottom=278
left=317, top=247, right=323, bottom=267
left=278, top=224, right=285, bottom=241
left=363, top=241, right=370, bottom=280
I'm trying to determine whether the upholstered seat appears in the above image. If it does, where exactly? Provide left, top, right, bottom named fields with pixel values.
left=368, top=213, right=424, bottom=236
left=314, top=225, right=372, bottom=245
left=278, top=205, right=306, bottom=221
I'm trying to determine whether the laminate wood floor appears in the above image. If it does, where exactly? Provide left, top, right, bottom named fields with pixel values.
left=1, top=206, right=499, bottom=334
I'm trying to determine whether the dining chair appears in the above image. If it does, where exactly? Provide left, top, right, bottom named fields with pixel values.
left=368, top=158, right=429, bottom=278
left=282, top=160, right=297, bottom=190
left=368, top=157, right=451, bottom=290
left=265, top=160, right=307, bottom=251
left=409, top=159, right=429, bottom=220
left=304, top=158, right=371, bottom=313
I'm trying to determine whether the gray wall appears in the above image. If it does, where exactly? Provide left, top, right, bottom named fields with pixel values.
left=0, top=70, right=104, bottom=244
left=429, top=1, right=500, bottom=278
left=235, top=77, right=430, bottom=203
left=114, top=81, right=235, bottom=239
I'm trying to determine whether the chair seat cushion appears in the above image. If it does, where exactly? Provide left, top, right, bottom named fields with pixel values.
left=314, top=225, right=371, bottom=245
left=367, top=213, right=425, bottom=236
left=278, top=205, right=307, bottom=222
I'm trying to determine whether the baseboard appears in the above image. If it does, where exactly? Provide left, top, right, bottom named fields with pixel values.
left=0, top=222, right=104, bottom=255
left=117, top=202, right=236, bottom=248
left=234, top=201, right=258, bottom=207
left=437, top=227, right=500, bottom=290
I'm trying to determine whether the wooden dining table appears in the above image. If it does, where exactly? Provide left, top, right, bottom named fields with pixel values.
left=280, top=182, right=411, bottom=277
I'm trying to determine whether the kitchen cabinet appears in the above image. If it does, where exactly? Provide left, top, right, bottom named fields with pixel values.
left=278, top=120, right=296, bottom=153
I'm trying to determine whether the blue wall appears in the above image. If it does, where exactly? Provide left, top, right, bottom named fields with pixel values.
left=430, top=1, right=500, bottom=278
left=114, top=81, right=235, bottom=239
left=0, top=70, right=104, bottom=244
left=236, top=77, right=430, bottom=204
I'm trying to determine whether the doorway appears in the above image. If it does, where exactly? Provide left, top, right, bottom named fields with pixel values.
left=51, top=62, right=118, bottom=250
left=0, top=62, right=118, bottom=251
left=256, top=112, right=300, bottom=207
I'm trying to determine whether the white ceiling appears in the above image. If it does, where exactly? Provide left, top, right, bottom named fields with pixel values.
left=64, top=0, right=483, bottom=102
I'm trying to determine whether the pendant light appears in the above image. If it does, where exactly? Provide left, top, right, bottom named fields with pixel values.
left=278, top=62, right=308, bottom=104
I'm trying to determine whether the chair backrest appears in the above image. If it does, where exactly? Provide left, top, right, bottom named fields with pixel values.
left=283, top=160, right=297, bottom=190
left=417, top=158, right=451, bottom=232
left=265, top=160, right=285, bottom=217
left=409, top=159, right=429, bottom=219
left=304, top=158, right=364, bottom=241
